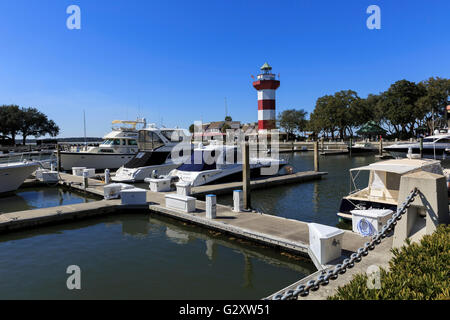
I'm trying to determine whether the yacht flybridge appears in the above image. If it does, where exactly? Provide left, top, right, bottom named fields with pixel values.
left=337, top=158, right=444, bottom=221
left=112, top=125, right=192, bottom=182
left=384, top=131, right=450, bottom=160
left=59, top=119, right=145, bottom=171
left=167, top=142, right=287, bottom=187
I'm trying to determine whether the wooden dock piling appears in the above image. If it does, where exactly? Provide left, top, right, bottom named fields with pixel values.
left=379, top=135, right=383, bottom=156
left=314, top=141, right=319, bottom=172
left=420, top=137, right=423, bottom=158
left=242, top=142, right=251, bottom=210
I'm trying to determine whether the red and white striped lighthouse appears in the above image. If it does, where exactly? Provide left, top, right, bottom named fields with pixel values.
left=253, top=62, right=280, bottom=131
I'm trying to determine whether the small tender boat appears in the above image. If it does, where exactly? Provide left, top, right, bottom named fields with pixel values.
left=350, top=142, right=377, bottom=154
left=0, top=161, right=40, bottom=194
left=337, top=158, right=444, bottom=221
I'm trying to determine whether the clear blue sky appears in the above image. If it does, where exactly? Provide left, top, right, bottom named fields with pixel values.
left=0, top=0, right=449, bottom=138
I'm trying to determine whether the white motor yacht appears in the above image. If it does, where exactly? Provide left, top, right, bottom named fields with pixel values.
left=59, top=119, right=145, bottom=171
left=0, top=161, right=40, bottom=194
left=167, top=143, right=287, bottom=187
left=337, top=158, right=444, bottom=221
left=384, top=131, right=450, bottom=160
left=112, top=125, right=192, bottom=183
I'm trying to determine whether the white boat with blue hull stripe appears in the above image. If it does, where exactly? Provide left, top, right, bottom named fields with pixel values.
left=168, top=143, right=287, bottom=187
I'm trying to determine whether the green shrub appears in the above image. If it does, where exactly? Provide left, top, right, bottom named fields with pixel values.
left=329, top=225, right=450, bottom=300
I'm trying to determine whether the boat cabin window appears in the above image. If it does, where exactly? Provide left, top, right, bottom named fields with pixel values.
left=385, top=172, right=401, bottom=190
left=161, top=130, right=185, bottom=142
left=100, top=149, right=114, bottom=153
left=128, top=139, right=137, bottom=146
left=423, top=138, right=438, bottom=143
left=436, top=138, right=450, bottom=143
left=370, top=171, right=401, bottom=191
left=138, top=131, right=164, bottom=151
left=112, top=139, right=121, bottom=146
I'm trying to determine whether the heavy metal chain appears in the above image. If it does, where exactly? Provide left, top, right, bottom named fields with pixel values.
left=271, top=188, right=418, bottom=300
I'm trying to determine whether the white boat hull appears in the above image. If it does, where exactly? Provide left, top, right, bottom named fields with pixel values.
left=60, top=152, right=135, bottom=171
left=170, top=162, right=284, bottom=187
left=112, top=162, right=182, bottom=182
left=0, top=162, right=40, bottom=194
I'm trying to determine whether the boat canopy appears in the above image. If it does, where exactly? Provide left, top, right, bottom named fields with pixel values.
left=350, top=159, right=442, bottom=175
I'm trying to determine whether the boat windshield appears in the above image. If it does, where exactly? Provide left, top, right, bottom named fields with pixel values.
left=102, top=139, right=121, bottom=146
left=177, top=151, right=217, bottom=172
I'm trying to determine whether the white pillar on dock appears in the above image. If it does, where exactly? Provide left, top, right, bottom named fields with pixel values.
left=233, top=190, right=243, bottom=212
left=206, top=194, right=217, bottom=219
left=105, top=169, right=110, bottom=184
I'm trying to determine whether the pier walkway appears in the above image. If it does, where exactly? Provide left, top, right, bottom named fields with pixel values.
left=191, top=171, right=327, bottom=196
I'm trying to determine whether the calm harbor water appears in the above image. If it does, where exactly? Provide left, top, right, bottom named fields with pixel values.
left=0, top=186, right=98, bottom=214
left=219, top=152, right=374, bottom=228
left=0, top=152, right=377, bottom=299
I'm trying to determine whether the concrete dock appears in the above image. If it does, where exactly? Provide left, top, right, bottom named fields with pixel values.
left=0, top=170, right=367, bottom=266
left=191, top=171, right=327, bottom=196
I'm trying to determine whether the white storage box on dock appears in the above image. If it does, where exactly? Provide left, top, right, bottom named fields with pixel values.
left=351, top=209, right=393, bottom=236
left=147, top=178, right=171, bottom=192
left=308, top=223, right=344, bottom=265
left=83, top=168, right=96, bottom=178
left=165, top=194, right=196, bottom=213
left=72, top=167, right=87, bottom=176
left=120, top=188, right=147, bottom=205
left=176, top=181, right=191, bottom=196
left=104, top=183, right=134, bottom=200
left=36, top=169, right=59, bottom=182
left=41, top=171, right=59, bottom=183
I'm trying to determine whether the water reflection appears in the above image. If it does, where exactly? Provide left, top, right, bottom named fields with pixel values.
left=0, top=187, right=98, bottom=215
left=110, top=213, right=315, bottom=276
left=0, top=212, right=315, bottom=299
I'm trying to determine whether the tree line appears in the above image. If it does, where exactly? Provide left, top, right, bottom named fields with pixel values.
left=0, top=105, right=60, bottom=145
left=278, top=77, right=450, bottom=140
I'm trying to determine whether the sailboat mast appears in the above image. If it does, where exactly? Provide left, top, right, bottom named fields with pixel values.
left=83, top=110, right=87, bottom=147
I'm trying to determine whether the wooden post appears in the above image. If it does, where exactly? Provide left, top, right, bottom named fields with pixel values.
left=419, top=137, right=423, bottom=158
left=242, top=142, right=251, bottom=210
left=57, top=144, right=61, bottom=172
left=314, top=140, right=319, bottom=172
left=379, top=135, right=383, bottom=156
left=349, top=138, right=353, bottom=157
